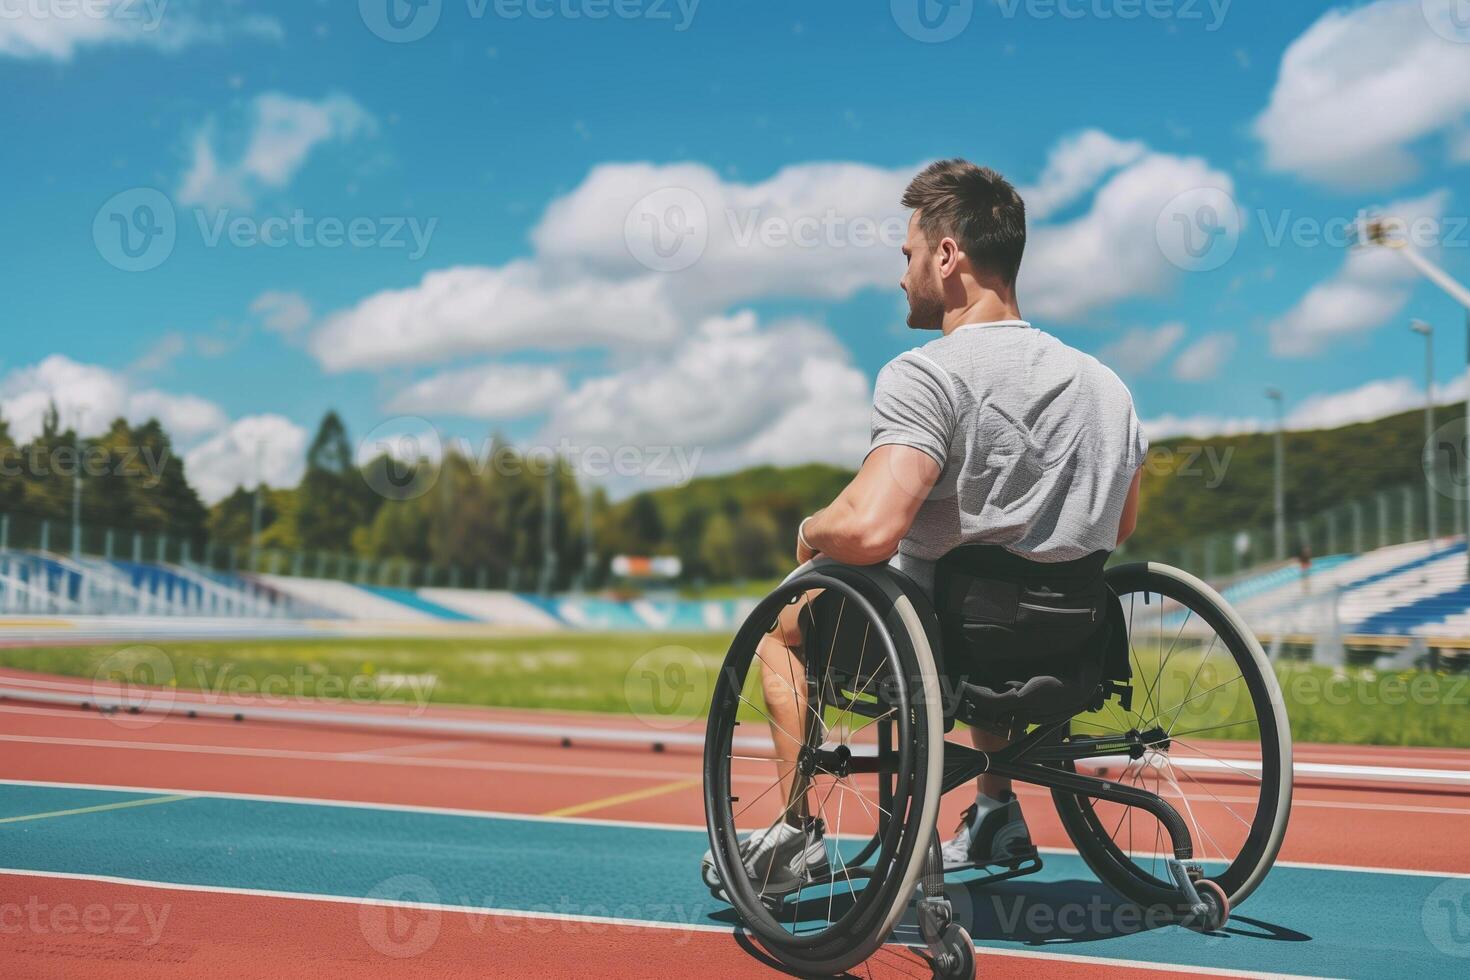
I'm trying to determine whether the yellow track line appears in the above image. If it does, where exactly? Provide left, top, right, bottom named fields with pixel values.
left=543, top=777, right=701, bottom=818
left=0, top=794, right=191, bottom=825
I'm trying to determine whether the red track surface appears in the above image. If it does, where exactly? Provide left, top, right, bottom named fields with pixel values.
left=2, top=667, right=1468, bottom=977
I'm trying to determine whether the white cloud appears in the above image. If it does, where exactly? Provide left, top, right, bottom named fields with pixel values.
left=1019, top=129, right=1147, bottom=221
left=178, top=92, right=374, bottom=210
left=1022, top=152, right=1238, bottom=322
left=124, top=389, right=229, bottom=442
left=532, top=160, right=912, bottom=314
left=0, top=354, right=227, bottom=443
left=1254, top=0, right=1470, bottom=187
left=314, top=138, right=1238, bottom=373
left=1097, top=322, right=1186, bottom=377
left=1143, top=413, right=1265, bottom=441
left=542, top=311, right=871, bottom=485
left=1267, top=190, right=1449, bottom=357
left=387, top=363, right=568, bottom=419
left=183, top=414, right=308, bottom=504
left=1172, top=332, right=1237, bottom=382
left=130, top=332, right=187, bottom=373
left=1142, top=372, right=1469, bottom=440
left=250, top=290, right=313, bottom=335
left=0, top=0, right=280, bottom=61
left=310, top=261, right=682, bottom=372
left=1287, top=375, right=1467, bottom=430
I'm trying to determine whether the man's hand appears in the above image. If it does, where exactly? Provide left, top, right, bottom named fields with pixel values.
left=798, top=445, right=941, bottom=566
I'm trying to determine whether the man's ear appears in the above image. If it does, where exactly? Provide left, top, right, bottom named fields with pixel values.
left=937, top=236, right=962, bottom=278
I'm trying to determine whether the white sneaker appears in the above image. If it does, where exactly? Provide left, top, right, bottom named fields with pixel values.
left=942, top=794, right=1033, bottom=869
left=702, top=819, right=830, bottom=899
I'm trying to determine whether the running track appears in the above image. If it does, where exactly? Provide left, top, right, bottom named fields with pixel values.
left=1, top=668, right=1468, bottom=978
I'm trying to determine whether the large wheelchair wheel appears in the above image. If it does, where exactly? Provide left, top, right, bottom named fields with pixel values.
left=703, top=560, right=946, bottom=976
left=1053, top=562, right=1293, bottom=911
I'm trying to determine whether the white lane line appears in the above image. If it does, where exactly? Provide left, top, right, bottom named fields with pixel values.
left=336, top=740, right=469, bottom=759
left=1079, top=753, right=1470, bottom=788
left=1008, top=784, right=1470, bottom=818
left=1, top=777, right=1466, bottom=881
left=4, top=678, right=1467, bottom=775
left=0, top=733, right=696, bottom=782
left=6, top=728, right=1470, bottom=819
left=0, top=867, right=1334, bottom=979
left=0, top=685, right=728, bottom=751
left=2, top=719, right=1470, bottom=822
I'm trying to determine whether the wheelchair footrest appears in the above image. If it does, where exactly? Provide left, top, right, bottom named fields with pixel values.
left=942, top=847, right=1044, bottom=885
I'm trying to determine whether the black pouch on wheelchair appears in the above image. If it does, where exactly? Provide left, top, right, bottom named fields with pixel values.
left=936, top=545, right=1115, bottom=722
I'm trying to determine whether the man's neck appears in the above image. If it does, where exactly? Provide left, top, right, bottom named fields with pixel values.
left=940, top=294, right=1022, bottom=336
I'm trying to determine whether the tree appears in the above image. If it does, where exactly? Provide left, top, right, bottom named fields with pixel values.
left=292, top=411, right=373, bottom=552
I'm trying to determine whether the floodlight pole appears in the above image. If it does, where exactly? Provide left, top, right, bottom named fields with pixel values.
left=1362, top=220, right=1470, bottom=574
left=71, top=406, right=88, bottom=559
left=1266, top=388, right=1286, bottom=561
left=1411, top=320, right=1437, bottom=543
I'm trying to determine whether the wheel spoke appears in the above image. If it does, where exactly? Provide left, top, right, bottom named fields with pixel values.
left=1162, top=632, right=1220, bottom=735
left=1143, top=673, right=1245, bottom=733
left=843, top=705, right=896, bottom=743
left=732, top=762, right=798, bottom=821
left=1170, top=736, right=1264, bottom=783
left=832, top=778, right=891, bottom=819
left=1168, top=718, right=1259, bottom=740
left=1172, top=755, right=1255, bottom=834
left=737, top=693, right=803, bottom=749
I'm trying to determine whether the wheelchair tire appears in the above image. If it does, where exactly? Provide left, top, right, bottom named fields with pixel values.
left=1052, top=562, right=1292, bottom=912
left=703, top=560, right=947, bottom=976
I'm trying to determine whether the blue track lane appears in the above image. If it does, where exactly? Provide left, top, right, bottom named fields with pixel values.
left=0, top=782, right=1464, bottom=977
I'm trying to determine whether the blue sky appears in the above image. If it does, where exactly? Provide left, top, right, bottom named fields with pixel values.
left=2, top=0, right=1469, bottom=500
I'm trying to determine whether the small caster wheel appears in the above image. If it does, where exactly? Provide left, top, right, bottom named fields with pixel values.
left=1186, top=879, right=1230, bottom=932
left=917, top=896, right=953, bottom=945
left=931, top=923, right=974, bottom=979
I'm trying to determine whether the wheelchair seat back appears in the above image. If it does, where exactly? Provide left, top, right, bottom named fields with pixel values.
left=934, top=545, right=1128, bottom=728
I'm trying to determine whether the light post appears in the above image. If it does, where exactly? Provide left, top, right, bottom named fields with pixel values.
left=71, top=406, right=88, bottom=559
left=1411, top=319, right=1437, bottom=543
left=1362, top=218, right=1470, bottom=573
left=249, top=441, right=263, bottom=573
left=1266, top=387, right=1286, bottom=561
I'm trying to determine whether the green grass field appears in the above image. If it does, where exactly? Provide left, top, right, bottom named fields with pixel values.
left=1, top=634, right=1465, bottom=747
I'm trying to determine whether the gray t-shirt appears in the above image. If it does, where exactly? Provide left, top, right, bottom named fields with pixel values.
left=869, top=319, right=1147, bottom=593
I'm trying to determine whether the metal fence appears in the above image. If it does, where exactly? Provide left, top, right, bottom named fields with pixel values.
left=0, top=511, right=571, bottom=597
left=1119, top=483, right=1458, bottom=582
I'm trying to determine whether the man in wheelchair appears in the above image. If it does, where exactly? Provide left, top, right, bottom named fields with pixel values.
left=702, top=158, right=1145, bottom=897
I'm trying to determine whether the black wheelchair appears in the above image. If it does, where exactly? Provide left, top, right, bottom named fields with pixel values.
left=702, top=551, right=1293, bottom=977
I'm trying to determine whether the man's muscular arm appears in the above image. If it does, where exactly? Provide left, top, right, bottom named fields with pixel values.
left=1116, top=467, right=1142, bottom=546
left=797, top=445, right=941, bottom=566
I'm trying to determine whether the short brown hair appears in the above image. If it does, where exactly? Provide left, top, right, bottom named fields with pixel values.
left=902, top=159, right=1026, bottom=286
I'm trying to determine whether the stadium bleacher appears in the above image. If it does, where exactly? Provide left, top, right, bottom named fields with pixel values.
left=7, top=536, right=1470, bottom=642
